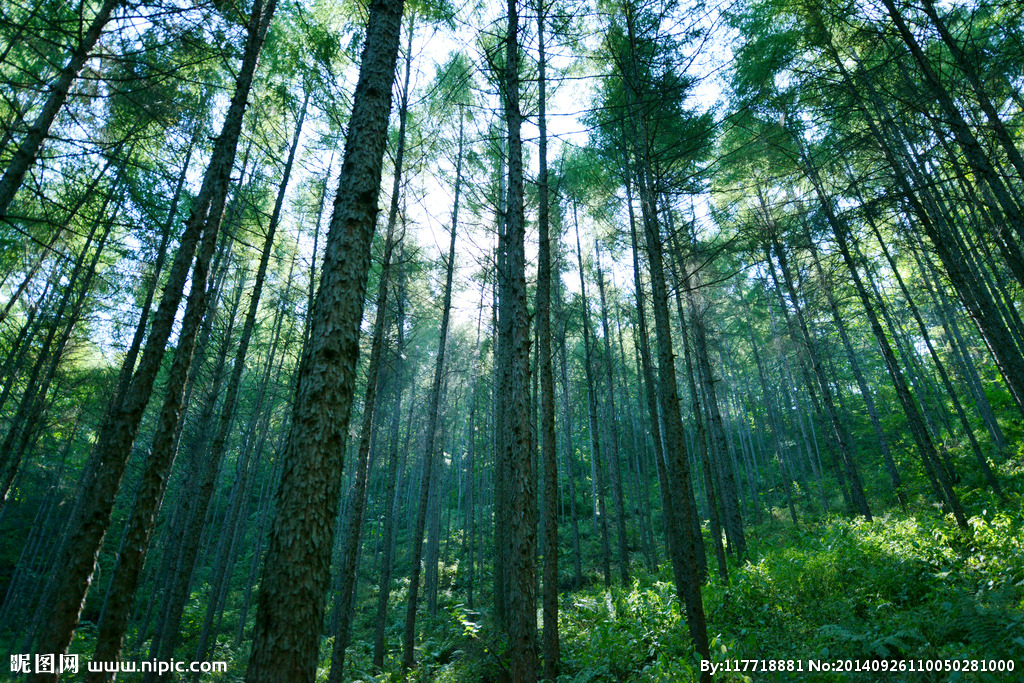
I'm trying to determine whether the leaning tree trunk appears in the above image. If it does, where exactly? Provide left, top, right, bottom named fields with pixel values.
left=94, top=90, right=305, bottom=683
left=810, top=246, right=905, bottom=508
left=27, top=1, right=277, bottom=673
left=769, top=235, right=871, bottom=520
left=0, top=0, right=125, bottom=218
left=244, top=0, right=406, bottom=679
left=796, top=141, right=969, bottom=531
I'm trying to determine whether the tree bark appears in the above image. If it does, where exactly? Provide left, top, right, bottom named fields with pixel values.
left=574, top=219, right=612, bottom=587
left=244, top=0, right=405, bottom=678
left=500, top=1, right=538, bottom=677
left=27, top=1, right=276, bottom=672
left=327, top=14, right=413, bottom=671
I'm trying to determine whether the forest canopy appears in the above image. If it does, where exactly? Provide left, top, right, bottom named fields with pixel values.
left=1, top=0, right=1023, bottom=680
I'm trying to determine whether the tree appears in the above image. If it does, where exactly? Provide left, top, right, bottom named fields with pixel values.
left=244, top=0, right=407, bottom=679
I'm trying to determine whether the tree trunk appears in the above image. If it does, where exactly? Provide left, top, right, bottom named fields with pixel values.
left=535, top=0, right=559, bottom=674
left=574, top=220, right=612, bottom=587
left=810, top=246, right=905, bottom=508
left=27, top=1, right=277, bottom=672
left=401, top=108, right=462, bottom=672
left=796, top=142, right=969, bottom=531
left=594, top=245, right=632, bottom=584
left=244, top=0, right=405, bottom=678
left=500, top=1, right=538, bottom=677
left=327, top=14, right=414, bottom=671
left=0, top=0, right=125, bottom=218
left=371, top=297, right=406, bottom=670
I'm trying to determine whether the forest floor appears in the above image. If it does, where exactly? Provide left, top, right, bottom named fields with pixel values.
left=339, top=457, right=1024, bottom=682
left=26, top=458, right=1024, bottom=682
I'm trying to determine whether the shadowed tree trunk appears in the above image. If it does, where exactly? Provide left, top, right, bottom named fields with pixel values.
left=0, top=0, right=125, bottom=218
left=25, top=2, right=276, bottom=669
left=535, top=0, right=559, bottom=675
left=500, top=0, right=538, bottom=677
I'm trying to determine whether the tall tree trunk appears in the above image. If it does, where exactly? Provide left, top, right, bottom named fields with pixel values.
left=371, top=292, right=406, bottom=670
left=95, top=91, right=305, bottom=680
left=535, top=0, right=559, bottom=674
left=500, top=1, right=538, bottom=677
left=625, top=176, right=696, bottom=585
left=594, top=245, right=632, bottom=584
left=768, top=233, right=871, bottom=520
left=672, top=231, right=749, bottom=559
left=633, top=180, right=709, bottom=670
left=401, top=109, right=462, bottom=672
left=795, top=141, right=969, bottom=531
left=244, top=0, right=405, bottom=678
left=27, top=1, right=277, bottom=672
left=810, top=247, right=905, bottom=508
left=574, top=220, right=612, bottom=587
left=327, top=13, right=415, bottom=672
left=666, top=250, right=727, bottom=583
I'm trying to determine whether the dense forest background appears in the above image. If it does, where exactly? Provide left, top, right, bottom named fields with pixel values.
left=1, top=0, right=1023, bottom=680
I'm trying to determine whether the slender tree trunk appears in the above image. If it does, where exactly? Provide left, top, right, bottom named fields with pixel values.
left=534, top=1, right=559, bottom=674
left=768, top=234, right=871, bottom=520
left=27, top=1, right=277, bottom=672
left=95, top=91, right=304, bottom=681
left=625, top=177, right=698, bottom=584
left=796, top=142, right=969, bottom=531
left=810, top=247, right=905, bottom=508
left=574, top=219, right=612, bottom=587
left=371, top=298, right=406, bottom=670
left=594, top=245, right=632, bottom=584
left=402, top=109, right=462, bottom=672
left=0, top=0, right=125, bottom=218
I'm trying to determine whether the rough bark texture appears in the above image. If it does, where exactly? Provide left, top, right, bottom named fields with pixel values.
left=244, top=0, right=405, bottom=679
left=501, top=0, right=538, bottom=678
left=327, top=24, right=412, bottom=675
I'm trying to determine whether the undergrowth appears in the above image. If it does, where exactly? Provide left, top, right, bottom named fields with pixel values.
left=381, top=503, right=1024, bottom=683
